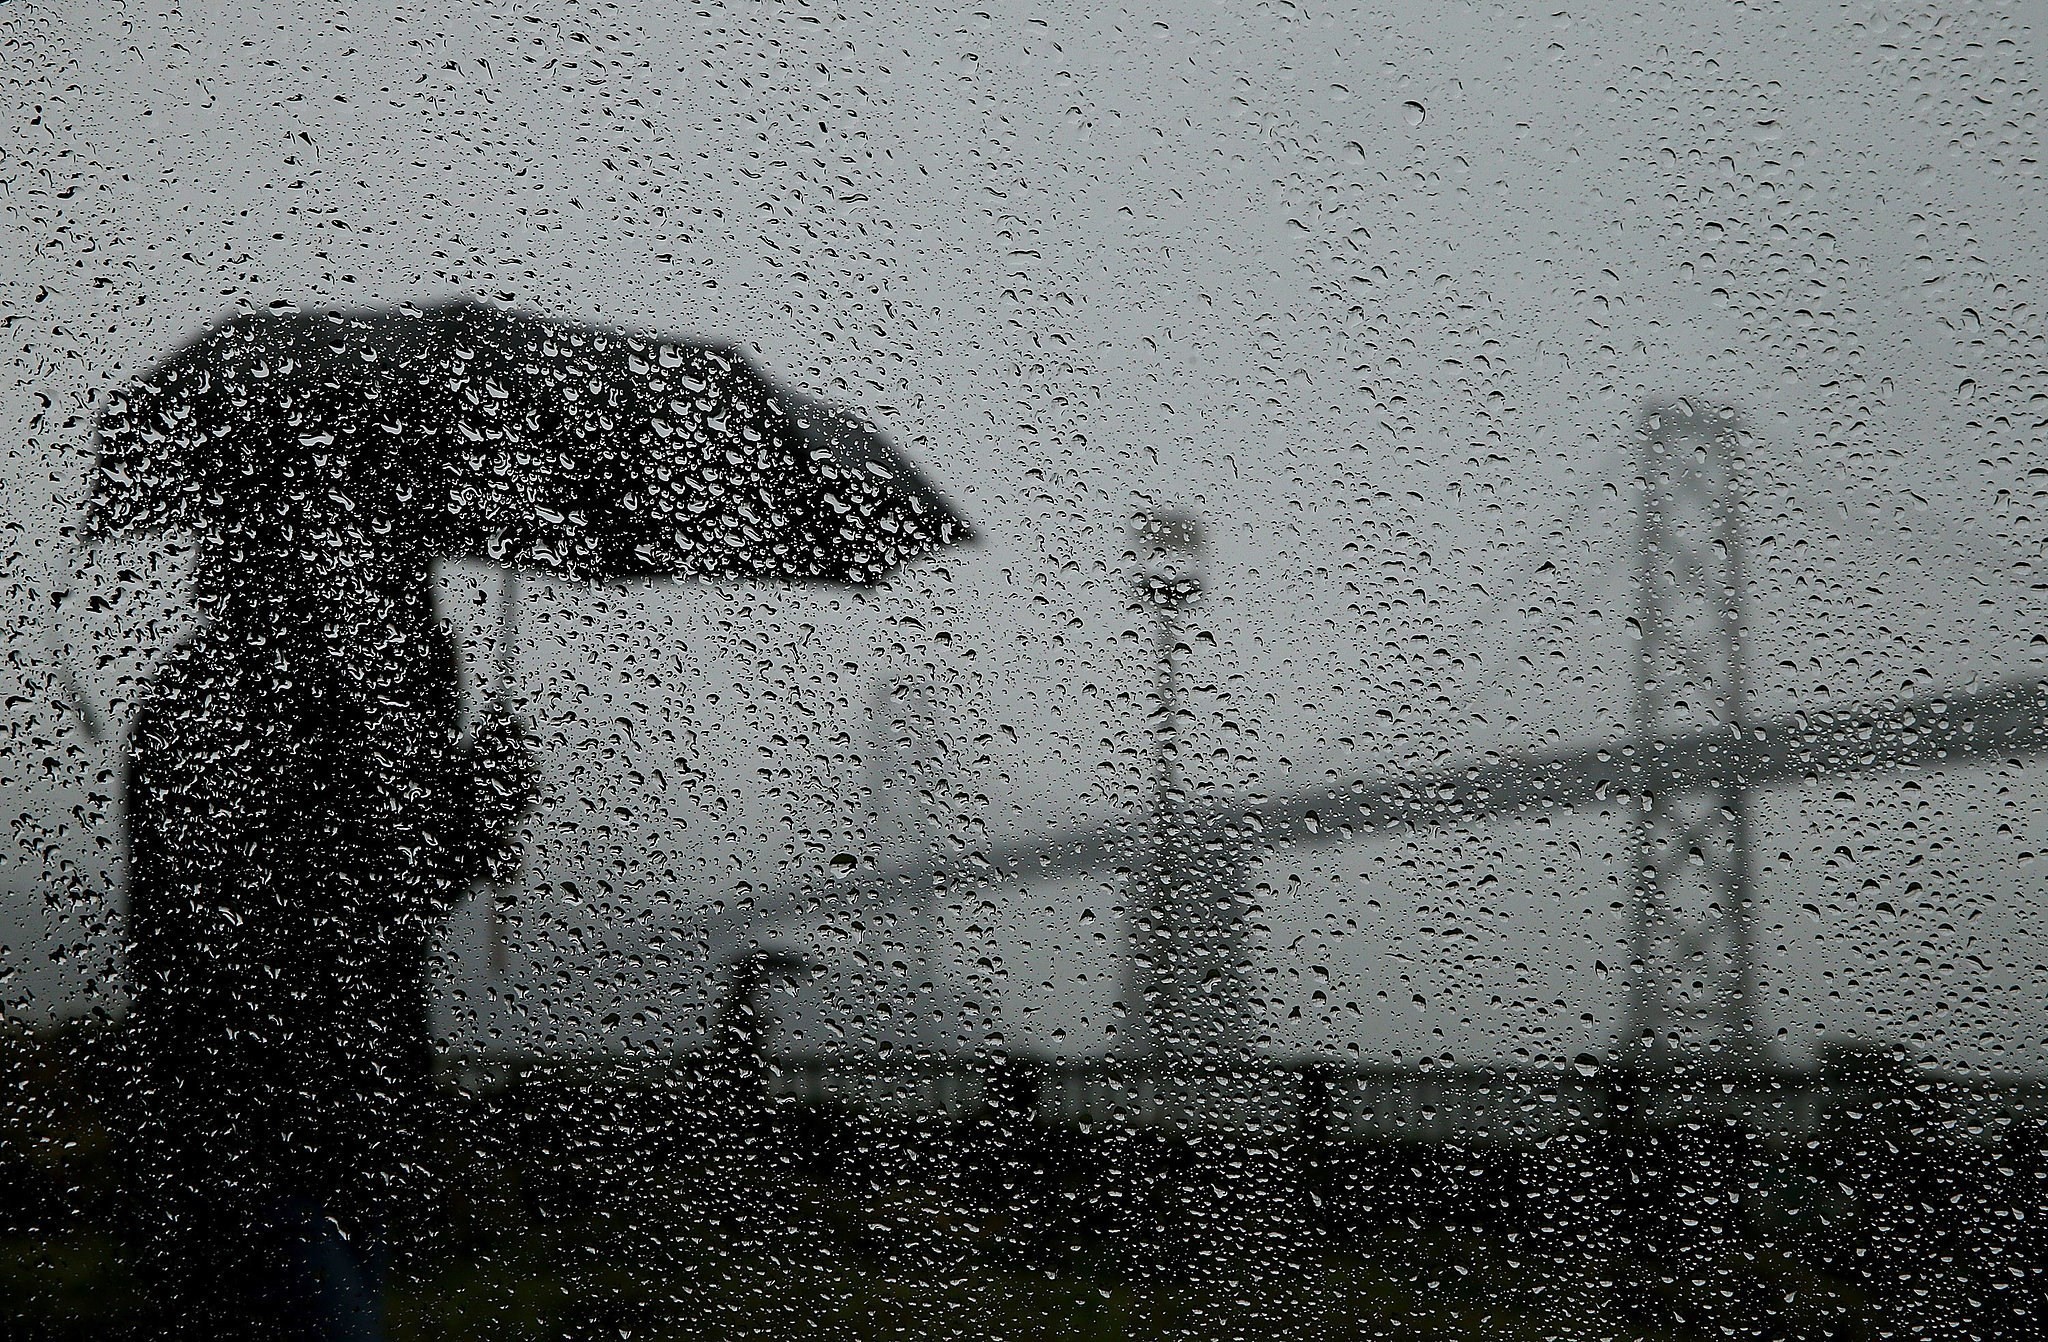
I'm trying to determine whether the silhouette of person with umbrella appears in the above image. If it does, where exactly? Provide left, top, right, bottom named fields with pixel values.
left=93, top=298, right=969, bottom=1341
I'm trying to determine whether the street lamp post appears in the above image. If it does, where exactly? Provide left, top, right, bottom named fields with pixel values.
left=1136, top=510, right=1205, bottom=823
left=1125, top=510, right=1207, bottom=1078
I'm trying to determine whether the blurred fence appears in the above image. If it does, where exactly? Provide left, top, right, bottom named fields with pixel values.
left=7, top=1018, right=2046, bottom=1340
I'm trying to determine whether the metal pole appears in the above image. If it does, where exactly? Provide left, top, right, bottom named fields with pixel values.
left=1628, top=433, right=1660, bottom=1068
left=1146, top=578, right=1179, bottom=1066
left=1124, top=510, right=1206, bottom=1095
left=489, top=565, right=520, bottom=978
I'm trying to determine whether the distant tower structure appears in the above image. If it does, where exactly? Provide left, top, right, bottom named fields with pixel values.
left=1629, top=401, right=1760, bottom=1072
left=861, top=674, right=985, bottom=1053
left=1126, top=510, right=1249, bottom=1088
left=867, top=676, right=946, bottom=859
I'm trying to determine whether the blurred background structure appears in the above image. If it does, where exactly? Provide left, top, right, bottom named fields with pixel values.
left=728, top=399, right=2048, bottom=1142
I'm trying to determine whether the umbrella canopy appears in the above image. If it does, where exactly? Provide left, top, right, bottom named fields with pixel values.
left=89, top=297, right=970, bottom=586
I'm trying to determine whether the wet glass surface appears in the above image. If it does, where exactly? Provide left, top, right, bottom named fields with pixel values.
left=5, top=4, right=2046, bottom=1339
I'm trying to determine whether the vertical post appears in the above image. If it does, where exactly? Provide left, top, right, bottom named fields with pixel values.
left=867, top=676, right=943, bottom=860
left=489, top=566, right=521, bottom=979
left=1125, top=510, right=1250, bottom=1109
left=1629, top=401, right=1758, bottom=1074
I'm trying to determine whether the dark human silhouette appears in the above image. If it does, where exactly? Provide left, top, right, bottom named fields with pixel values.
left=123, top=528, right=535, bottom=1341
left=92, top=298, right=969, bottom=1339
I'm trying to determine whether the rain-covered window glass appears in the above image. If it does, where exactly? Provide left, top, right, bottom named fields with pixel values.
left=5, top=5, right=2045, bottom=1340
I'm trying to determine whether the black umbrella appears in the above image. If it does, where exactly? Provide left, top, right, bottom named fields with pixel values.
left=90, top=296, right=973, bottom=968
left=91, top=296, right=969, bottom=584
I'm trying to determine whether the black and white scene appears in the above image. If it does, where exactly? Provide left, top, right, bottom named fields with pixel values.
left=5, top=3, right=2046, bottom=1339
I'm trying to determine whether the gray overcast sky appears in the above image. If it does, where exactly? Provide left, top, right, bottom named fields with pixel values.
left=5, top=1, right=2046, bottom=1076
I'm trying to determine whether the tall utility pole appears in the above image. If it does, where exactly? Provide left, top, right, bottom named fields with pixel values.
left=1138, top=513, right=1202, bottom=833
left=1124, top=510, right=1250, bottom=1089
left=1629, top=400, right=1760, bottom=1073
